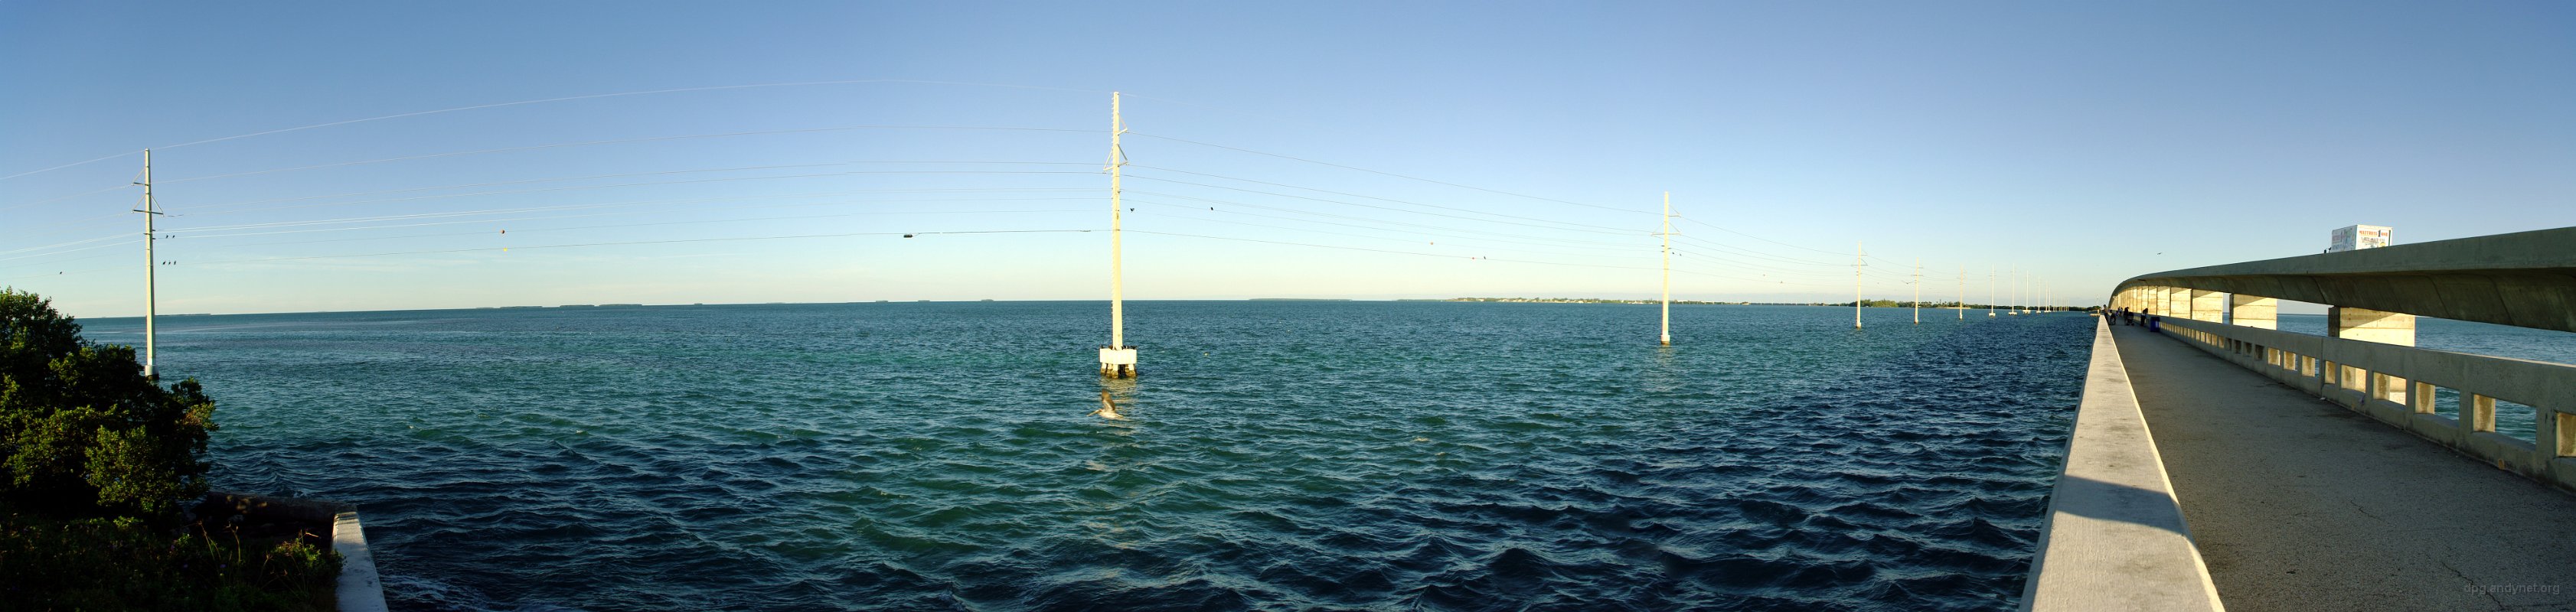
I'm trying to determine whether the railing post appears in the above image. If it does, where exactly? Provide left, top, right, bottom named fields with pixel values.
left=2410, top=382, right=2437, bottom=414
left=2467, top=394, right=2496, bottom=432
left=2548, top=409, right=2572, bottom=459
left=2330, top=306, right=2415, bottom=403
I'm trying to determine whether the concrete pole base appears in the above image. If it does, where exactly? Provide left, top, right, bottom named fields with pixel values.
left=1099, top=347, right=1138, bottom=379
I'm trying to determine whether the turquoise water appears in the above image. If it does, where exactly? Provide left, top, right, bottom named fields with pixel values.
left=80, top=303, right=2094, bottom=610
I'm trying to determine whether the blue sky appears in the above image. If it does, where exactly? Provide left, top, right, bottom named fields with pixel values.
left=5, top=2, right=2570, bottom=316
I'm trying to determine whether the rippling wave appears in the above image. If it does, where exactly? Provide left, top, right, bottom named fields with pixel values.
left=98, top=302, right=2091, bottom=610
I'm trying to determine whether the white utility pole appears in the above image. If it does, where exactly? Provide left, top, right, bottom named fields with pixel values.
left=1911, top=259, right=1921, bottom=324
left=133, top=149, right=160, bottom=379
left=1658, top=192, right=1672, bottom=347
left=1987, top=269, right=1996, bottom=317
left=1957, top=268, right=1965, bottom=320
left=1099, top=93, right=1137, bottom=378
left=1853, top=242, right=1865, bottom=330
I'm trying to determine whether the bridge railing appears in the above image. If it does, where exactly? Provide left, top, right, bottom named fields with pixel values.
left=2103, top=226, right=2576, bottom=494
left=2152, top=316, right=2576, bottom=492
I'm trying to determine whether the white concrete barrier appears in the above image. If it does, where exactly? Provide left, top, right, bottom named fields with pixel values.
left=2153, top=316, right=2576, bottom=494
left=2021, top=317, right=2225, bottom=612
left=334, top=510, right=390, bottom=612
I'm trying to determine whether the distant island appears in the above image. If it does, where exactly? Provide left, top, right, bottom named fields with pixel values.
left=1431, top=298, right=2063, bottom=309
left=1439, top=297, right=1752, bottom=304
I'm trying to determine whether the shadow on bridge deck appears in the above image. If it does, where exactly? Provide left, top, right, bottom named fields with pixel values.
left=2112, top=322, right=2576, bottom=610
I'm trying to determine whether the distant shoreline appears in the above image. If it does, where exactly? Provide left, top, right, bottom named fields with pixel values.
left=73, top=298, right=2097, bottom=319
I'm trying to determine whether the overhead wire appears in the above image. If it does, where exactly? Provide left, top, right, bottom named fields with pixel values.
left=173, top=190, right=1090, bottom=235
left=3, top=79, right=1107, bottom=181
left=176, top=204, right=1089, bottom=244
left=1674, top=216, right=1858, bottom=258
left=173, top=161, right=1092, bottom=213
left=0, top=233, right=133, bottom=257
left=1123, top=174, right=1636, bottom=236
left=158, top=129, right=1097, bottom=186
left=196, top=208, right=1091, bottom=250
left=178, top=169, right=1094, bottom=218
left=1121, top=192, right=1644, bottom=249
left=1125, top=208, right=1654, bottom=262
left=1, top=184, right=135, bottom=212
left=1127, top=164, right=1640, bottom=233
left=1125, top=132, right=1652, bottom=215
left=181, top=228, right=1099, bottom=267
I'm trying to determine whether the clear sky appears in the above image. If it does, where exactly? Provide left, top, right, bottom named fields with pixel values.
left=5, top=2, right=2571, bottom=317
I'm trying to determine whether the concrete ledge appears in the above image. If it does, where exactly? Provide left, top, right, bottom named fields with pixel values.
left=2022, top=318, right=2225, bottom=612
left=2408, top=413, right=2461, bottom=445
left=2362, top=399, right=2411, bottom=427
left=2464, top=432, right=2536, bottom=469
left=204, top=492, right=387, bottom=612
left=334, top=511, right=389, bottom=612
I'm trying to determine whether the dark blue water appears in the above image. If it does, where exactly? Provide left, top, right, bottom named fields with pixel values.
left=80, top=303, right=2095, bottom=610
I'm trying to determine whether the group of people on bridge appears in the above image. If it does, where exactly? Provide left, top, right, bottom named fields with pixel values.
left=2112, top=308, right=2161, bottom=332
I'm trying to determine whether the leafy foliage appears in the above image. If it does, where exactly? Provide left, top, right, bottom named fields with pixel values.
left=0, top=509, right=339, bottom=611
left=0, top=288, right=217, bottom=517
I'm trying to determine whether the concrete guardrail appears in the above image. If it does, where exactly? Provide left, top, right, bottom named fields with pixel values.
left=201, top=492, right=388, bottom=611
left=2020, top=317, right=2225, bottom=612
left=2104, top=226, right=2576, bottom=494
left=2152, top=316, right=2576, bottom=493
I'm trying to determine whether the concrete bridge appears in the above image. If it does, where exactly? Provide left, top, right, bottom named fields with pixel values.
left=2022, top=227, right=2576, bottom=611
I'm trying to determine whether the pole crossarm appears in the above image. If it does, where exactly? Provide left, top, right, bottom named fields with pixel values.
left=2111, top=226, right=2576, bottom=333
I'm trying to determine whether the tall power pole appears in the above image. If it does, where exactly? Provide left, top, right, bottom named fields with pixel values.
left=1912, top=259, right=1921, bottom=324
left=1658, top=192, right=1672, bottom=346
left=1853, top=242, right=1865, bottom=330
left=1099, top=93, right=1137, bottom=378
left=1956, top=268, right=1965, bottom=320
left=133, top=150, right=160, bottom=379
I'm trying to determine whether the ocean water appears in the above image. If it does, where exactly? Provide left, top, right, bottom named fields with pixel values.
left=80, top=302, right=2095, bottom=611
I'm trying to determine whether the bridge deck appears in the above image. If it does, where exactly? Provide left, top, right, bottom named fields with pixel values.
left=2110, top=322, right=2576, bottom=610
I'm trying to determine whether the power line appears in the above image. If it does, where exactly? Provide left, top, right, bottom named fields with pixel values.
left=1128, top=164, right=1641, bottom=232
left=161, top=162, right=1087, bottom=212
left=1673, top=216, right=1853, bottom=257
left=158, top=129, right=1095, bottom=185
left=183, top=228, right=1097, bottom=266
left=1125, top=132, right=1652, bottom=215
left=1121, top=193, right=1641, bottom=249
left=1128, top=230, right=1655, bottom=272
left=0, top=184, right=134, bottom=212
left=0, top=233, right=131, bottom=257
left=179, top=207, right=1089, bottom=245
left=174, top=190, right=1084, bottom=235
left=1670, top=234, right=1842, bottom=268
left=1125, top=208, right=1652, bottom=261
left=2, top=79, right=1108, bottom=181
left=1124, top=174, right=1637, bottom=236
left=179, top=170, right=1094, bottom=217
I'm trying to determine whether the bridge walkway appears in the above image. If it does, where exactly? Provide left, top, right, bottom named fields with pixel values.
left=2111, top=322, right=2576, bottom=611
